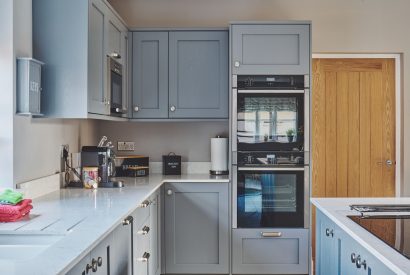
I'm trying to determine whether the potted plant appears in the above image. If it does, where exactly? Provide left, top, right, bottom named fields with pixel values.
left=286, top=129, right=295, bottom=142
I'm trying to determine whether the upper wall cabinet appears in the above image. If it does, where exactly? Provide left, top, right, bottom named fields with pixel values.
left=231, top=24, right=311, bottom=75
left=132, top=32, right=169, bottom=118
left=131, top=31, right=229, bottom=119
left=33, top=0, right=128, bottom=118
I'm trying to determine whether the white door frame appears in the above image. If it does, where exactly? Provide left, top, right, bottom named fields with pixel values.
left=312, top=53, right=402, bottom=197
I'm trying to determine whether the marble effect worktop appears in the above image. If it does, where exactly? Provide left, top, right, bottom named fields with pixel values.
left=311, top=197, right=410, bottom=275
left=0, top=173, right=229, bottom=275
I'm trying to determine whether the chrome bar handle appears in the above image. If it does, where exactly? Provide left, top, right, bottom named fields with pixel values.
left=238, top=167, right=305, bottom=171
left=261, top=232, right=282, bottom=237
left=237, top=89, right=305, bottom=94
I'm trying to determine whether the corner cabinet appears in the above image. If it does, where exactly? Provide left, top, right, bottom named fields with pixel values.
left=131, top=31, right=229, bottom=119
left=316, top=209, right=396, bottom=275
left=33, top=0, right=129, bottom=118
left=163, top=182, right=229, bottom=274
left=231, top=23, right=311, bottom=75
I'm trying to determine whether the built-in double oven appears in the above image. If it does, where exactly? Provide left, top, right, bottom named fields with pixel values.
left=232, top=75, right=310, bottom=229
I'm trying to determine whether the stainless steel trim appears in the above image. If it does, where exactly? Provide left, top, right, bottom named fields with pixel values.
left=304, top=74, right=310, bottom=88
left=232, top=88, right=238, bottom=152
left=238, top=167, right=305, bottom=171
left=232, top=165, right=238, bottom=228
left=232, top=75, right=237, bottom=88
left=304, top=166, right=310, bottom=228
left=261, top=232, right=282, bottom=237
left=304, top=89, right=310, bottom=151
left=237, top=89, right=305, bottom=94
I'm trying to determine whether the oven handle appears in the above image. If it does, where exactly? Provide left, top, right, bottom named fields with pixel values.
left=238, top=167, right=305, bottom=171
left=237, top=89, right=305, bottom=94
left=261, top=232, right=282, bottom=238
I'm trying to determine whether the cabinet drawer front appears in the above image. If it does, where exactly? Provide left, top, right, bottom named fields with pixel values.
left=231, top=24, right=310, bottom=75
left=232, top=228, right=309, bottom=274
left=131, top=201, right=151, bottom=229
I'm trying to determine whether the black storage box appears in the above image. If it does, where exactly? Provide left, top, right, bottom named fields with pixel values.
left=162, top=153, right=181, bottom=175
left=115, top=155, right=149, bottom=177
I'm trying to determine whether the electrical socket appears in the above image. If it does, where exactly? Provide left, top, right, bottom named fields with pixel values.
left=117, top=141, right=135, bottom=151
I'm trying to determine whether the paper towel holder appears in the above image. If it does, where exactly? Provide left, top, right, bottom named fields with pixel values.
left=210, top=136, right=229, bottom=176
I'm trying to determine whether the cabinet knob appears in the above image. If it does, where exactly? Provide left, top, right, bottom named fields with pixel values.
left=138, top=200, right=150, bottom=208
left=91, top=258, right=98, bottom=272
left=167, top=189, right=173, bottom=196
left=355, top=255, right=367, bottom=269
left=137, top=225, right=150, bottom=235
left=106, top=100, right=110, bottom=106
left=86, top=263, right=93, bottom=274
left=350, top=253, right=356, bottom=263
left=97, top=257, right=103, bottom=267
left=170, top=105, right=176, bottom=112
left=134, top=106, right=139, bottom=112
left=234, top=61, right=240, bottom=68
left=122, top=215, right=133, bottom=226
left=136, top=252, right=150, bottom=262
left=110, top=52, right=121, bottom=59
left=325, top=228, right=334, bottom=237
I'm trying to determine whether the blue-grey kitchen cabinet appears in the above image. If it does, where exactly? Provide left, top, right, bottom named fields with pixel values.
left=131, top=31, right=229, bottom=119
left=163, top=182, right=229, bottom=274
left=231, top=23, right=311, bottom=75
left=66, top=218, right=132, bottom=275
left=316, top=210, right=341, bottom=275
left=33, top=0, right=128, bottom=118
left=316, top=209, right=396, bottom=275
left=168, top=31, right=229, bottom=118
left=232, top=228, right=309, bottom=274
left=132, top=32, right=169, bottom=118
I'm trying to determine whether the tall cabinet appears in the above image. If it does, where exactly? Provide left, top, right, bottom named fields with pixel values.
left=33, top=0, right=128, bottom=118
left=131, top=30, right=229, bottom=119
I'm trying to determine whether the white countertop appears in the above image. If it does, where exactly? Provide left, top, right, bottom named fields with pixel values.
left=311, top=197, right=410, bottom=275
left=0, top=173, right=229, bottom=275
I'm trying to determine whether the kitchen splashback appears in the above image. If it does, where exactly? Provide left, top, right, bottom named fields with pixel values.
left=97, top=121, right=229, bottom=162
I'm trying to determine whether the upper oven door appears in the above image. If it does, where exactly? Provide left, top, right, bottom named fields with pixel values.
left=108, top=57, right=123, bottom=114
left=237, top=91, right=304, bottom=151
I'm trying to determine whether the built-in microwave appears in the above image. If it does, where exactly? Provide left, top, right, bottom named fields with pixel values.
left=107, top=56, right=124, bottom=116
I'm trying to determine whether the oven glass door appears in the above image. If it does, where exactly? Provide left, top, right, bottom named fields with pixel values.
left=237, top=168, right=304, bottom=228
left=111, top=70, right=122, bottom=109
left=237, top=93, right=304, bottom=151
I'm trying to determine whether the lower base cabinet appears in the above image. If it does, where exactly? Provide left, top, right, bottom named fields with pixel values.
left=163, top=182, right=229, bottom=274
left=66, top=217, right=133, bottom=275
left=316, top=209, right=396, bottom=275
left=232, top=228, right=309, bottom=274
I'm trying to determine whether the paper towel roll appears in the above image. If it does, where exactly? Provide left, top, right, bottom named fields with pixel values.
left=211, top=137, right=228, bottom=172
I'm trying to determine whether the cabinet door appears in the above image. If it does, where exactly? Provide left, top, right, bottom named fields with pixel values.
left=232, top=228, right=309, bottom=274
left=106, top=16, right=122, bottom=59
left=149, top=192, right=161, bottom=275
left=66, top=253, right=90, bottom=275
left=169, top=31, right=228, bottom=118
left=316, top=211, right=340, bottom=275
left=88, top=0, right=109, bottom=115
left=231, top=24, right=310, bottom=75
left=164, top=182, right=229, bottom=274
left=134, top=218, right=150, bottom=275
left=110, top=220, right=132, bottom=275
left=90, top=233, right=111, bottom=275
left=132, top=32, right=169, bottom=118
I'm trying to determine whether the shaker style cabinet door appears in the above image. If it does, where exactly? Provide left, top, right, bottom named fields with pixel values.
left=132, top=32, right=169, bottom=118
left=231, top=24, right=310, bottom=75
left=168, top=31, right=229, bottom=118
left=110, top=220, right=133, bottom=275
left=88, top=0, right=110, bottom=115
left=164, top=182, right=229, bottom=274
left=316, top=211, right=340, bottom=275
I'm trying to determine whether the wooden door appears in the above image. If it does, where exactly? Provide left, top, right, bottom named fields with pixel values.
left=311, top=58, right=396, bottom=269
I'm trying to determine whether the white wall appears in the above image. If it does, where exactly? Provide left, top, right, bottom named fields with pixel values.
left=1, top=0, right=99, bottom=187
left=97, top=121, right=228, bottom=162
left=109, top=0, right=410, bottom=196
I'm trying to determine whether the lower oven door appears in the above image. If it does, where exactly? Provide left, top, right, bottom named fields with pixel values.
left=236, top=167, right=305, bottom=228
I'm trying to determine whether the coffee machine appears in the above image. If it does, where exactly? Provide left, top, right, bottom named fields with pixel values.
left=81, top=146, right=123, bottom=188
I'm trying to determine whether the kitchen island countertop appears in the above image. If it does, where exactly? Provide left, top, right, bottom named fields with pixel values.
left=0, top=173, right=229, bottom=275
left=311, top=197, right=410, bottom=275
